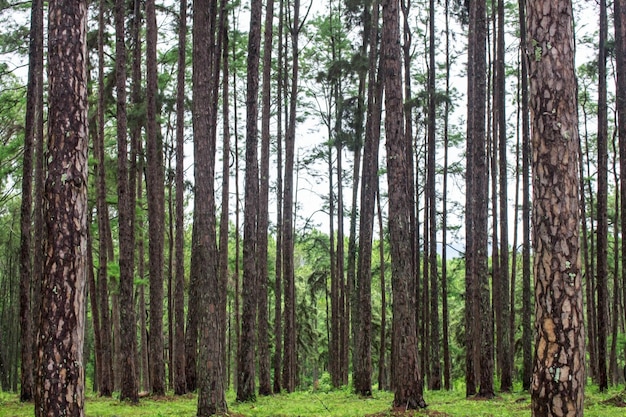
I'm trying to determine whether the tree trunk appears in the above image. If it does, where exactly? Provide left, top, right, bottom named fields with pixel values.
left=146, top=0, right=166, bottom=396
left=519, top=0, right=533, bottom=389
left=376, top=189, right=387, bottom=391
left=282, top=0, right=301, bottom=393
left=35, top=2, right=89, bottom=414
left=441, top=0, right=452, bottom=391
left=238, top=0, right=262, bottom=401
left=172, top=0, right=188, bottom=396
left=496, top=0, right=512, bottom=392
left=116, top=0, right=139, bottom=401
left=273, top=0, right=285, bottom=393
left=257, top=0, right=275, bottom=397
left=354, top=0, right=381, bottom=397
left=596, top=0, right=609, bottom=393
left=95, top=0, right=114, bottom=396
left=218, top=0, right=231, bottom=395
left=193, top=0, right=227, bottom=413
left=615, top=0, right=626, bottom=388
left=382, top=0, right=425, bottom=407
left=19, top=0, right=43, bottom=403
left=427, top=0, right=441, bottom=391
left=527, top=1, right=585, bottom=415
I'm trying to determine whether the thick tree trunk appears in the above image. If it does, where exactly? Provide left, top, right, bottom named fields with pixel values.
left=527, top=1, right=585, bottom=415
left=382, top=0, right=425, bottom=408
left=193, top=0, right=227, bottom=413
left=35, top=2, right=89, bottom=415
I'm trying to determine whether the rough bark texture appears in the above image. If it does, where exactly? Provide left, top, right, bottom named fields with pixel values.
left=35, top=2, right=88, bottom=415
left=238, top=0, right=262, bottom=402
left=426, top=0, right=441, bottom=391
left=382, top=0, right=425, bottom=408
left=282, top=0, right=300, bottom=393
left=145, top=0, right=166, bottom=396
left=193, top=0, right=227, bottom=413
left=96, top=0, right=113, bottom=396
left=257, top=0, right=275, bottom=397
left=173, top=0, right=188, bottom=396
left=595, top=0, right=609, bottom=393
left=353, top=0, right=381, bottom=397
left=527, top=1, right=585, bottom=415
left=116, top=0, right=138, bottom=401
left=273, top=0, right=285, bottom=393
left=496, top=0, right=512, bottom=393
left=19, top=0, right=43, bottom=403
left=615, top=0, right=626, bottom=374
left=519, top=0, right=533, bottom=392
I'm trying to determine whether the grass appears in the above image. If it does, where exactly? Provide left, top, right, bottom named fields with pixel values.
left=1, top=385, right=626, bottom=416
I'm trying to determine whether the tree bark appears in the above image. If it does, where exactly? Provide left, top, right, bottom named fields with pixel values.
left=146, top=0, right=166, bottom=396
left=382, top=0, right=425, bottom=407
left=116, top=0, right=139, bottom=401
left=35, top=2, right=89, bottom=415
left=596, top=0, right=609, bottom=393
left=354, top=0, right=381, bottom=397
left=19, top=0, right=43, bottom=403
left=282, top=0, right=301, bottom=393
left=193, top=0, right=227, bottom=413
left=173, top=0, right=188, bottom=396
left=527, top=1, right=585, bottom=415
left=257, top=0, right=275, bottom=396
left=238, top=0, right=262, bottom=401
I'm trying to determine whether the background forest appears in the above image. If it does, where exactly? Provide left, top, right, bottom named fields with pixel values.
left=0, top=0, right=622, bottom=415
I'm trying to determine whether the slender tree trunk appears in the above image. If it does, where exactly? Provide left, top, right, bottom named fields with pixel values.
left=441, top=0, right=452, bottom=391
left=172, top=0, right=188, bottom=396
left=282, top=0, right=301, bottom=392
left=496, top=0, right=512, bottom=392
left=616, top=0, right=626, bottom=387
left=518, top=0, right=533, bottom=391
left=238, top=0, right=262, bottom=401
left=96, top=0, right=114, bottom=395
left=273, top=0, right=285, bottom=393
left=218, top=0, right=231, bottom=395
left=116, top=0, right=139, bottom=401
left=616, top=0, right=626, bottom=375
left=376, top=189, right=387, bottom=391
left=35, top=2, right=89, bottom=414
left=609, top=135, right=620, bottom=385
left=596, top=0, right=609, bottom=393
left=146, top=0, right=166, bottom=396
left=427, top=0, right=441, bottom=391
left=527, top=1, right=585, bottom=415
left=257, top=0, right=275, bottom=397
left=19, top=0, right=43, bottom=403
left=354, top=0, right=381, bottom=397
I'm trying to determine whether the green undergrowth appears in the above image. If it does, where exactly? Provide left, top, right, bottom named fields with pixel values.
left=1, top=385, right=626, bottom=417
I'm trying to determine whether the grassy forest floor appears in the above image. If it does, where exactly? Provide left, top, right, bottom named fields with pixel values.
left=2, top=384, right=626, bottom=416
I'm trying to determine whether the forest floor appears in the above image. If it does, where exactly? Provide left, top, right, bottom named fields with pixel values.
left=2, top=384, right=626, bottom=416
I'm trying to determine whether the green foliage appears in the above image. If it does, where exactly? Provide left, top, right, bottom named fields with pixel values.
left=3, top=386, right=626, bottom=416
